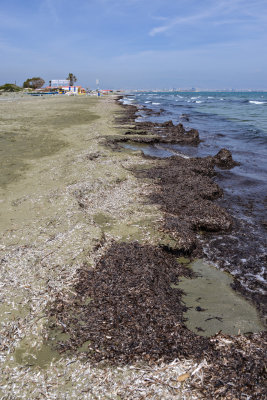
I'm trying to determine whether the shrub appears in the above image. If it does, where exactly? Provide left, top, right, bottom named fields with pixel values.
left=0, top=83, right=22, bottom=92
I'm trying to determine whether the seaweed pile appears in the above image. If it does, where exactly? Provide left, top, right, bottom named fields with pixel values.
left=48, top=241, right=267, bottom=399
left=49, top=242, right=210, bottom=363
left=125, top=120, right=200, bottom=145
left=112, top=120, right=200, bottom=146
left=200, top=332, right=267, bottom=399
left=134, top=152, right=236, bottom=256
left=113, top=98, right=200, bottom=146
left=141, top=105, right=164, bottom=116
left=114, top=97, right=138, bottom=125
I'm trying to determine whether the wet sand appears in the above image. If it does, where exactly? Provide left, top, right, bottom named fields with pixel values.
left=0, top=94, right=266, bottom=399
left=177, top=260, right=265, bottom=336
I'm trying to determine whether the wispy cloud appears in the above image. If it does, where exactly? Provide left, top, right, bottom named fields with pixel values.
left=149, top=0, right=265, bottom=36
left=149, top=10, right=212, bottom=36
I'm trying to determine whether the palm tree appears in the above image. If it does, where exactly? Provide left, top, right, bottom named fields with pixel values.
left=66, top=73, right=77, bottom=86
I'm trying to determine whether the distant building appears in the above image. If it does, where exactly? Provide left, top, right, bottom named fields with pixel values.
left=101, top=89, right=113, bottom=95
left=61, top=85, right=84, bottom=94
left=51, top=79, right=70, bottom=87
left=46, top=79, right=86, bottom=94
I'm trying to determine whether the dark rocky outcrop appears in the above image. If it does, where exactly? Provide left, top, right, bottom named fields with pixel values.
left=214, top=148, right=240, bottom=169
left=142, top=106, right=164, bottom=116
left=180, top=113, right=190, bottom=121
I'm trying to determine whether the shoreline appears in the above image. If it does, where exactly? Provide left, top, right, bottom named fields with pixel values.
left=126, top=91, right=267, bottom=315
left=116, top=96, right=267, bottom=320
left=0, top=94, right=266, bottom=399
left=113, top=98, right=266, bottom=325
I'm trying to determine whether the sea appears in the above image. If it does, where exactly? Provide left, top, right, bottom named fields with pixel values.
left=121, top=91, right=267, bottom=306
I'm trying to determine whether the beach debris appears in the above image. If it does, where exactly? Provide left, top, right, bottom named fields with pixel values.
left=196, top=332, right=267, bottom=399
left=205, top=316, right=223, bottom=322
left=85, top=152, right=101, bottom=160
left=195, top=327, right=205, bottom=332
left=195, top=306, right=206, bottom=312
left=177, top=372, right=190, bottom=382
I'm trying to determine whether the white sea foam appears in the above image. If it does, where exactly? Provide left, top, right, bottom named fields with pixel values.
left=196, top=101, right=203, bottom=103
left=121, top=97, right=135, bottom=105
left=154, top=145, right=190, bottom=159
left=173, top=152, right=190, bottom=159
left=152, top=102, right=160, bottom=105
left=249, top=100, right=266, bottom=105
left=145, top=101, right=151, bottom=103
left=246, top=267, right=266, bottom=284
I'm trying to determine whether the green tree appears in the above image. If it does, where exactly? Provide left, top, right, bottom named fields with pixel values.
left=23, top=77, right=45, bottom=89
left=66, top=73, right=77, bottom=86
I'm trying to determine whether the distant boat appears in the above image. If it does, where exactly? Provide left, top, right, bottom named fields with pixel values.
left=29, top=92, right=58, bottom=96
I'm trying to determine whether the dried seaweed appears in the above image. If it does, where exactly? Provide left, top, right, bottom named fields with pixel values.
left=49, top=242, right=210, bottom=363
left=197, top=332, right=267, bottom=399
left=134, top=154, right=233, bottom=256
left=113, top=101, right=201, bottom=145
left=48, top=241, right=267, bottom=399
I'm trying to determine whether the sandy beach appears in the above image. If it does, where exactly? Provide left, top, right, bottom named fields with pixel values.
left=0, top=94, right=266, bottom=399
left=1, top=95, right=196, bottom=399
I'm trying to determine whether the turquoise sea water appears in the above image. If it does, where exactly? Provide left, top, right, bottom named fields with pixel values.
left=133, top=91, right=267, bottom=146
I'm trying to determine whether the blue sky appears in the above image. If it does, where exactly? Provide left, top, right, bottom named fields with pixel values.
left=1, top=0, right=267, bottom=89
